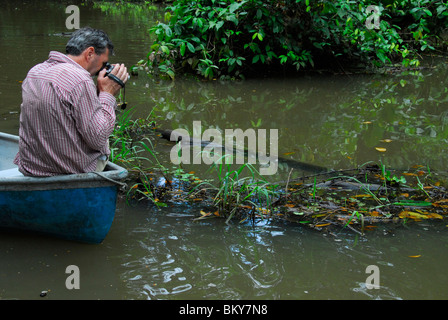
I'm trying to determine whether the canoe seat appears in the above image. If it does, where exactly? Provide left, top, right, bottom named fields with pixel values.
left=0, top=167, right=24, bottom=178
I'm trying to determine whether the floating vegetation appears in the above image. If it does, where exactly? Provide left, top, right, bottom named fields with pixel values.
left=111, top=113, right=448, bottom=236
left=274, top=164, right=448, bottom=236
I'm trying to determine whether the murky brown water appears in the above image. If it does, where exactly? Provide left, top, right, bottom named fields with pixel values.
left=1, top=0, right=448, bottom=300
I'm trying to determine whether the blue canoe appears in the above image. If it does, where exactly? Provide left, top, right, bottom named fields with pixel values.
left=0, top=132, right=128, bottom=244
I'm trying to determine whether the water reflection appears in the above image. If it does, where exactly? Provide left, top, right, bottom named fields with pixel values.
left=352, top=282, right=401, bottom=300
left=115, top=202, right=446, bottom=300
left=126, top=61, right=448, bottom=183
left=116, top=203, right=294, bottom=299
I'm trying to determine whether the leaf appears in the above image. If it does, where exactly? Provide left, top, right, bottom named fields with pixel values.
left=155, top=202, right=168, bottom=207
left=216, top=20, right=224, bottom=31
left=226, top=14, right=238, bottom=25
left=434, top=199, right=448, bottom=205
left=197, top=18, right=204, bottom=29
left=375, top=147, right=387, bottom=152
left=180, top=42, right=186, bottom=56
left=165, top=69, right=175, bottom=80
left=426, top=213, right=443, bottom=219
left=399, top=210, right=428, bottom=220
left=229, top=2, right=240, bottom=13
left=394, top=200, right=432, bottom=207
left=376, top=50, right=389, bottom=64
left=315, top=223, right=331, bottom=228
left=163, top=25, right=172, bottom=38
left=186, top=42, right=195, bottom=53
left=194, top=210, right=216, bottom=220
left=408, top=255, right=421, bottom=258
left=160, top=45, right=170, bottom=55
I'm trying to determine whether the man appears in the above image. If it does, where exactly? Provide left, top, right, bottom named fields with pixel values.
left=14, top=27, right=129, bottom=176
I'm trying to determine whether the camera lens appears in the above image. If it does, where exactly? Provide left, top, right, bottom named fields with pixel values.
left=105, top=63, right=114, bottom=75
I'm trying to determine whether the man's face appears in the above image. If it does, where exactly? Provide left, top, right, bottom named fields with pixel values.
left=88, top=47, right=110, bottom=77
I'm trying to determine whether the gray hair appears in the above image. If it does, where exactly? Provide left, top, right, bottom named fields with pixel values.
left=66, top=27, right=114, bottom=56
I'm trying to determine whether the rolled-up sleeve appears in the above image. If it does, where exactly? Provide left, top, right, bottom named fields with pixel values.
left=70, top=81, right=117, bottom=155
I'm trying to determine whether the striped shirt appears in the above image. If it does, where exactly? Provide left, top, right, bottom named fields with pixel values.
left=14, top=51, right=117, bottom=176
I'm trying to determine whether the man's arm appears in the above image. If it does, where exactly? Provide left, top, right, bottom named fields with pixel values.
left=70, top=64, right=129, bottom=155
left=70, top=80, right=116, bottom=155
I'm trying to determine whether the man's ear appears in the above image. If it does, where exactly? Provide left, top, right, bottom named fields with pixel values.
left=83, top=46, right=96, bottom=62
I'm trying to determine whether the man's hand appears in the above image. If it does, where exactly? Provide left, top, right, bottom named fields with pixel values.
left=97, top=63, right=129, bottom=96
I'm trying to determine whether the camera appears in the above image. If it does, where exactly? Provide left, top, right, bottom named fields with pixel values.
left=104, top=62, right=114, bottom=76
left=101, top=62, right=125, bottom=89
left=101, top=62, right=127, bottom=110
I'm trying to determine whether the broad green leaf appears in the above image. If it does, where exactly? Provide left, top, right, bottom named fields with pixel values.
left=229, top=2, right=240, bottom=13
left=160, top=45, right=170, bottom=55
left=187, top=42, right=195, bottom=53
left=216, top=20, right=224, bottom=30
left=180, top=42, right=186, bottom=56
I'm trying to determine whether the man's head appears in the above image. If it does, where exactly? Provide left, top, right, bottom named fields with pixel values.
left=66, top=27, right=114, bottom=76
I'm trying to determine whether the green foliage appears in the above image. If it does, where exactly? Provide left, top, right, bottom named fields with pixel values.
left=190, top=160, right=277, bottom=222
left=142, top=0, right=448, bottom=79
left=110, top=108, right=162, bottom=171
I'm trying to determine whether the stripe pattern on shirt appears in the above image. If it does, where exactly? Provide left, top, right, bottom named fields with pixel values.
left=14, top=51, right=117, bottom=176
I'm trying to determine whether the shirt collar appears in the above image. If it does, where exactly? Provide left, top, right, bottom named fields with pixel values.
left=48, top=51, right=90, bottom=76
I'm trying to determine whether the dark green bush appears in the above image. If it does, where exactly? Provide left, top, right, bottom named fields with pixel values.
left=142, top=0, right=448, bottom=79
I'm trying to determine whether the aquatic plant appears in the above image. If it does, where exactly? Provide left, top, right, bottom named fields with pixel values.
left=187, top=156, right=279, bottom=223
left=110, top=108, right=158, bottom=167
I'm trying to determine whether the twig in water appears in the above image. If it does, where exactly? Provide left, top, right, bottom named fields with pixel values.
left=285, top=168, right=294, bottom=197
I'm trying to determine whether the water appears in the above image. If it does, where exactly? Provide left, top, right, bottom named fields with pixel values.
left=1, top=0, right=448, bottom=300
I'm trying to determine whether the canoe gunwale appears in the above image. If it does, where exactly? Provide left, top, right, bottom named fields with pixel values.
left=0, top=132, right=128, bottom=191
